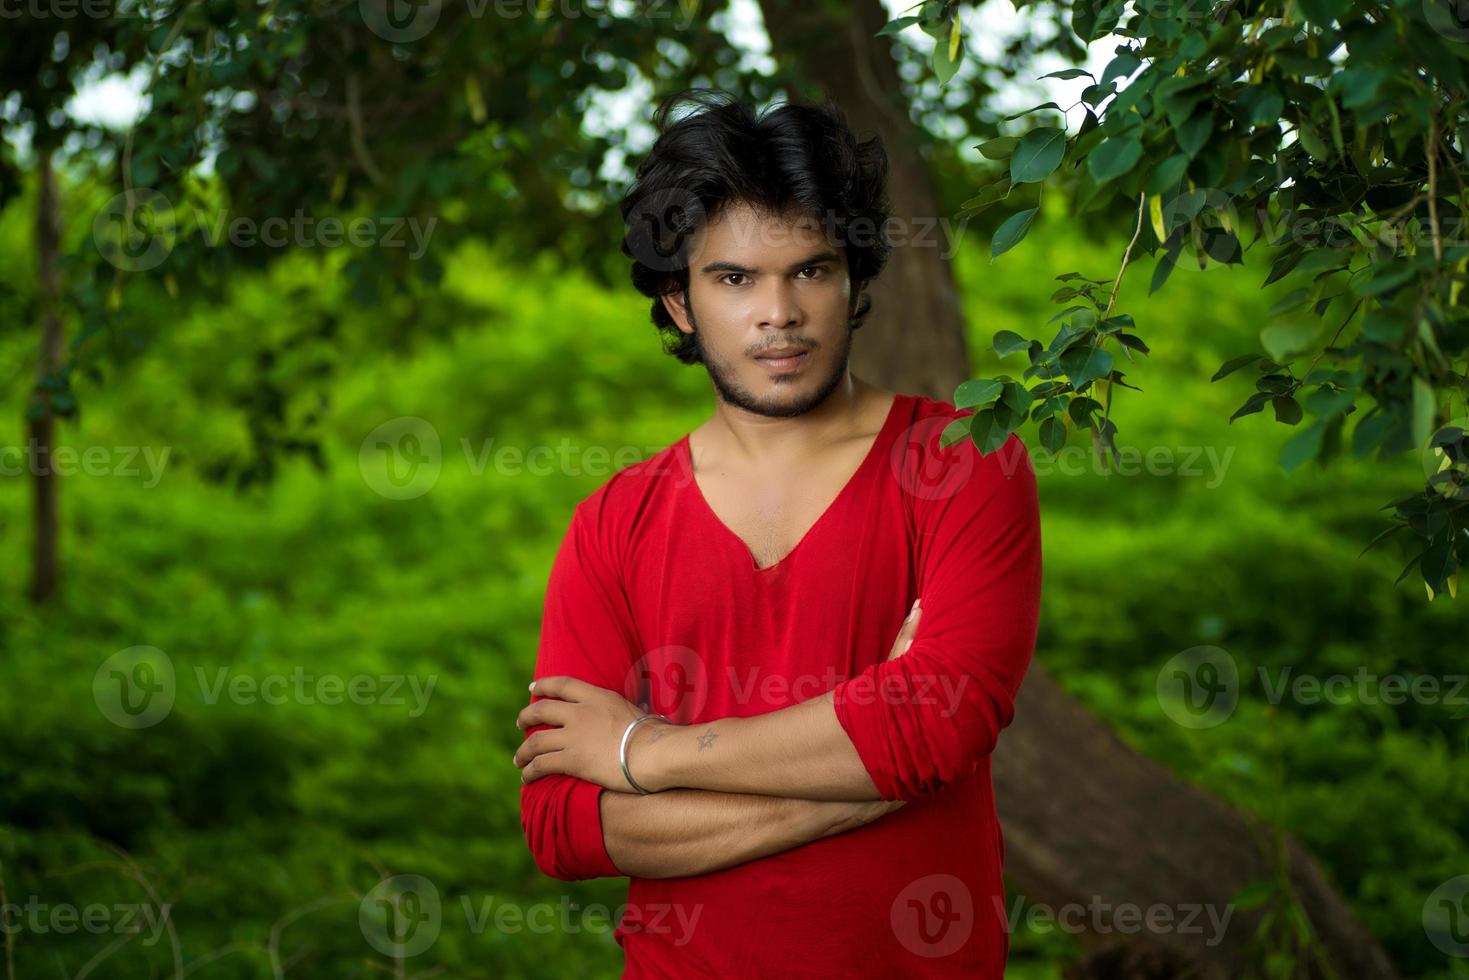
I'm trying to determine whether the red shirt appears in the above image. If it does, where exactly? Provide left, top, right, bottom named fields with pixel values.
left=521, top=391, right=1043, bottom=978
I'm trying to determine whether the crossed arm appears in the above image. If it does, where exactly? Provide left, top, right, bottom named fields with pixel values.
left=520, top=599, right=923, bottom=880
left=517, top=430, right=1041, bottom=881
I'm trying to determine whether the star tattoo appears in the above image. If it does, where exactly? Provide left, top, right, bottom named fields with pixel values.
left=696, top=728, right=719, bottom=751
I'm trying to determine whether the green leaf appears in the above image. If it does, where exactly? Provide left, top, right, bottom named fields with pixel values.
left=1000, top=382, right=1035, bottom=418
left=1272, top=395, right=1303, bottom=425
left=977, top=137, right=1019, bottom=160
left=968, top=408, right=1012, bottom=455
left=958, top=178, right=1013, bottom=216
left=1230, top=391, right=1273, bottom=422
left=1175, top=113, right=1214, bottom=157
left=933, top=29, right=963, bottom=86
left=1041, top=68, right=1094, bottom=80
left=1297, top=0, right=1349, bottom=27
left=955, top=379, right=1005, bottom=408
left=993, top=331, right=1031, bottom=358
left=1412, top=378, right=1437, bottom=449
left=1059, top=345, right=1114, bottom=391
left=1087, top=134, right=1143, bottom=185
left=1260, top=322, right=1319, bottom=363
left=1148, top=153, right=1190, bottom=194
left=1351, top=406, right=1399, bottom=459
left=1280, top=420, right=1326, bottom=474
left=991, top=208, right=1039, bottom=262
left=1010, top=128, right=1066, bottom=184
left=877, top=15, right=919, bottom=36
left=1039, top=416, right=1066, bottom=453
left=938, top=416, right=971, bottom=449
left=1116, top=333, right=1150, bottom=355
left=1102, top=52, right=1141, bottom=86
left=1001, top=102, right=1061, bottom=122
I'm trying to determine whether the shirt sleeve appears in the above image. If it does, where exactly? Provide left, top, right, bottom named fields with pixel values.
left=830, top=427, right=1042, bottom=802
left=520, top=495, right=639, bottom=880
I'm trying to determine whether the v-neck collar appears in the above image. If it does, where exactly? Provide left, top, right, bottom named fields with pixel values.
left=679, top=392, right=907, bottom=574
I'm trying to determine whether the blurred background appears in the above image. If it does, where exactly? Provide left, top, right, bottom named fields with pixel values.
left=0, top=0, right=1464, bottom=977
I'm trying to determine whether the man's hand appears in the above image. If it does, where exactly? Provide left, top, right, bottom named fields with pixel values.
left=515, top=677, right=669, bottom=791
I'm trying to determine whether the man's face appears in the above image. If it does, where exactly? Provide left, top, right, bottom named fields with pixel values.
left=663, top=201, right=860, bottom=419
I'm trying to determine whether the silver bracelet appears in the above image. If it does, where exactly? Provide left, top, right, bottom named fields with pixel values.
left=619, top=713, right=668, bottom=795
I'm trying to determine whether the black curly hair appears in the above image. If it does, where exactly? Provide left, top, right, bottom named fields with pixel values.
left=619, top=88, right=894, bottom=365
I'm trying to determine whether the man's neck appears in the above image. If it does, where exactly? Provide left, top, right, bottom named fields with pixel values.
left=696, top=378, right=891, bottom=469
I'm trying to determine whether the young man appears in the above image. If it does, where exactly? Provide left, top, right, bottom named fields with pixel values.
left=515, top=91, right=1042, bottom=978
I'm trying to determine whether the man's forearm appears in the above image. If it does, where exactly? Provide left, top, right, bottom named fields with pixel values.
left=630, top=691, right=882, bottom=801
left=600, top=784, right=901, bottom=878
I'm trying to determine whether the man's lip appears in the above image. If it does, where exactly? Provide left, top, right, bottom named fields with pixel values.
left=755, top=349, right=811, bottom=359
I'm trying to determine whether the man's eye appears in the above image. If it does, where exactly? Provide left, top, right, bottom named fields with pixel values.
left=719, top=273, right=748, bottom=286
left=798, top=266, right=826, bottom=279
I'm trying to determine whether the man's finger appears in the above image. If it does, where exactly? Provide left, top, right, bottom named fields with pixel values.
left=885, top=599, right=922, bottom=661
left=517, top=699, right=570, bottom=731
left=529, top=675, right=594, bottom=702
left=514, top=729, right=565, bottom=768
left=521, top=750, right=565, bottom=784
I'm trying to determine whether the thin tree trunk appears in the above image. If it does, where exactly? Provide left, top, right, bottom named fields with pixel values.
left=29, top=149, right=62, bottom=604
left=756, top=1, right=1400, bottom=976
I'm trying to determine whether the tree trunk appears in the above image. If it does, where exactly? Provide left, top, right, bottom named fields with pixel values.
left=29, top=149, right=62, bottom=604
left=756, top=1, right=1400, bottom=976
left=758, top=0, right=971, bottom=403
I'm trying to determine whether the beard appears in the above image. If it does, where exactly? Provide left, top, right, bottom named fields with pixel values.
left=685, top=291, right=854, bottom=419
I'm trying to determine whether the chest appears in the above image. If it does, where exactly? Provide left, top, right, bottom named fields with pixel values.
left=694, top=445, right=875, bottom=571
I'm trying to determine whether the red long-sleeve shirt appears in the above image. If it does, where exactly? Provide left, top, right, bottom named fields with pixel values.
left=520, top=391, right=1042, bottom=978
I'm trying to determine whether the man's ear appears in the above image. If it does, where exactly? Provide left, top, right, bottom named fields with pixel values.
left=662, top=287, right=693, bottom=334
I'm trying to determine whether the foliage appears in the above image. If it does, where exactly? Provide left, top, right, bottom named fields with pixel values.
left=885, top=0, right=1469, bottom=600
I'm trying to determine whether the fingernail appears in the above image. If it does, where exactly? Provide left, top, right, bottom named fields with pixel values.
left=528, top=681, right=535, bottom=692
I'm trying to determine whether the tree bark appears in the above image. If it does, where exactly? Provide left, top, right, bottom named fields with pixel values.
left=756, top=0, right=1400, bottom=976
left=29, top=149, right=62, bottom=604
